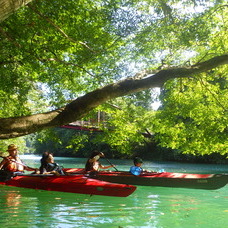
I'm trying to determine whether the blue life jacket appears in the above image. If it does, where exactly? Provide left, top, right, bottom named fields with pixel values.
left=130, top=166, right=142, bottom=175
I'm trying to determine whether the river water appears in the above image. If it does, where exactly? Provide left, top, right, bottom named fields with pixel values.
left=0, top=155, right=227, bottom=228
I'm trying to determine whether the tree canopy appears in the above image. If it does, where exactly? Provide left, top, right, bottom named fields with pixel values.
left=0, top=0, right=227, bottom=156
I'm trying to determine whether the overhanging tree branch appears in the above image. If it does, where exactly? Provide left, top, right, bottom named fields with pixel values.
left=0, top=0, right=33, bottom=23
left=0, top=54, right=227, bottom=139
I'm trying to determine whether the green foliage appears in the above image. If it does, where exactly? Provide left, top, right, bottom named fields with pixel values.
left=0, top=0, right=227, bottom=158
left=30, top=129, right=98, bottom=157
left=92, top=100, right=156, bottom=154
left=151, top=68, right=228, bottom=156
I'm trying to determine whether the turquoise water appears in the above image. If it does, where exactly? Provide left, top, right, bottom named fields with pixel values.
left=0, top=156, right=227, bottom=228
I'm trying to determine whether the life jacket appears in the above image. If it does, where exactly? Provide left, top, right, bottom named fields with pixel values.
left=39, top=162, right=64, bottom=175
left=85, top=160, right=100, bottom=171
left=2, top=156, right=24, bottom=172
left=130, top=166, right=143, bottom=175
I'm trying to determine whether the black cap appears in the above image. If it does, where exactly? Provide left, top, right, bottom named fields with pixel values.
left=133, top=157, right=143, bottom=164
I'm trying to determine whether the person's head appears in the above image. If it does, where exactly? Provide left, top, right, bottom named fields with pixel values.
left=41, top=151, right=54, bottom=164
left=41, top=151, right=49, bottom=160
left=46, top=153, right=54, bottom=163
left=133, top=157, right=143, bottom=167
left=90, top=150, right=104, bottom=159
left=7, top=144, right=18, bottom=157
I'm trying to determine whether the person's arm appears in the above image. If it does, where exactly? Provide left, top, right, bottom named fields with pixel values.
left=16, top=157, right=37, bottom=172
left=24, top=166, right=37, bottom=171
left=99, top=164, right=115, bottom=170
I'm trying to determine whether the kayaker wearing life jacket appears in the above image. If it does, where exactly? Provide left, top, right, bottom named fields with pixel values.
left=85, top=150, right=115, bottom=172
left=0, top=144, right=35, bottom=173
left=39, top=151, right=64, bottom=175
left=130, top=157, right=143, bottom=175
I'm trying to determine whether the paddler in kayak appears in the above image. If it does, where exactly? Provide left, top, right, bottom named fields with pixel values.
left=39, top=151, right=65, bottom=175
left=130, top=157, right=155, bottom=175
left=0, top=144, right=37, bottom=178
left=130, top=157, right=144, bottom=175
left=85, top=150, right=115, bottom=172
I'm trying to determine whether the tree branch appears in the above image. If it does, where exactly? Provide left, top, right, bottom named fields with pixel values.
left=0, top=54, right=227, bottom=139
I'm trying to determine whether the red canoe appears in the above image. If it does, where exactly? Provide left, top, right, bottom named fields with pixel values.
left=64, top=168, right=228, bottom=190
left=0, top=174, right=136, bottom=197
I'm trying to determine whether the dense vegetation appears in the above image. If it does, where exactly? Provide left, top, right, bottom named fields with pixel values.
left=29, top=127, right=227, bottom=164
left=0, top=0, right=227, bottom=162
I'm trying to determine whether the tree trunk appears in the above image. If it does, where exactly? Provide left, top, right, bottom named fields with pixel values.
left=0, top=55, right=227, bottom=139
left=0, top=0, right=33, bottom=22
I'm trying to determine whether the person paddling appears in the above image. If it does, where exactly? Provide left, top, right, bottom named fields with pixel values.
left=0, top=144, right=36, bottom=174
left=85, top=150, right=115, bottom=172
left=130, top=157, right=144, bottom=176
left=39, top=151, right=65, bottom=175
left=130, top=157, right=155, bottom=175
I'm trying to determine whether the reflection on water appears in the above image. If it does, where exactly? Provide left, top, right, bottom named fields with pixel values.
left=0, top=185, right=227, bottom=228
left=1, top=190, right=22, bottom=223
left=5, top=192, right=22, bottom=209
left=0, top=156, right=227, bottom=227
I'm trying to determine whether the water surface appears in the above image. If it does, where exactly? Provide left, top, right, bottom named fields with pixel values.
left=0, top=156, right=227, bottom=228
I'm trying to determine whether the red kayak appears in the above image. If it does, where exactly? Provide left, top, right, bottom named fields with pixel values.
left=64, top=168, right=228, bottom=190
left=0, top=173, right=136, bottom=197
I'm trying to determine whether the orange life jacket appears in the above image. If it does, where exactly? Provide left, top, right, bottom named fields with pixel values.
left=2, top=156, right=24, bottom=172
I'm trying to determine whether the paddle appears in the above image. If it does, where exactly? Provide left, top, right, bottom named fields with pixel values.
left=0, top=155, right=37, bottom=171
left=103, top=156, right=119, bottom=172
